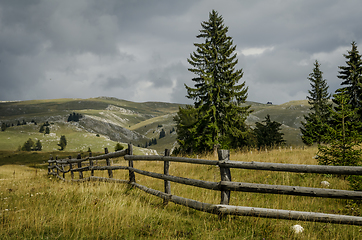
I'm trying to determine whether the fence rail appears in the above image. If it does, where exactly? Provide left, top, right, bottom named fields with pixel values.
left=48, top=144, right=362, bottom=225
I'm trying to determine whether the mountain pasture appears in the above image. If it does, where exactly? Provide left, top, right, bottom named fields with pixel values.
left=0, top=147, right=361, bottom=239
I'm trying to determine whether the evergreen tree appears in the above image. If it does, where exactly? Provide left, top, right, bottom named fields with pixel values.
left=159, top=129, right=166, bottom=139
left=337, top=41, right=362, bottom=117
left=35, top=140, right=42, bottom=151
left=301, top=60, right=331, bottom=145
left=45, top=126, right=50, bottom=134
left=174, top=105, right=199, bottom=154
left=318, top=89, right=362, bottom=167
left=39, top=125, right=45, bottom=133
left=180, top=10, right=251, bottom=153
left=254, top=114, right=285, bottom=149
left=1, top=122, right=6, bottom=131
left=57, top=135, right=67, bottom=151
left=21, top=138, right=34, bottom=151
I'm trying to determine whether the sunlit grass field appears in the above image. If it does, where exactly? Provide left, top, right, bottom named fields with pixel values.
left=1, top=147, right=361, bottom=239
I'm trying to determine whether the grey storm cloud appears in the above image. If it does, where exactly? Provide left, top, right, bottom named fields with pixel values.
left=1, top=0, right=362, bottom=104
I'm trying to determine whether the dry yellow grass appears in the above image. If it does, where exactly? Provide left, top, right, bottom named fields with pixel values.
left=1, top=147, right=361, bottom=239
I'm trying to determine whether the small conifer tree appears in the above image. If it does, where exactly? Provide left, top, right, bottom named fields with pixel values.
left=57, top=135, right=67, bottom=151
left=301, top=60, right=331, bottom=145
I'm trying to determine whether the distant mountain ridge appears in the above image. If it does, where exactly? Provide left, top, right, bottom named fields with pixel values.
left=0, top=97, right=310, bottom=152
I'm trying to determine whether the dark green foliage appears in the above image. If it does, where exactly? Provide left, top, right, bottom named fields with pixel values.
left=176, top=10, right=252, bottom=154
left=39, top=122, right=50, bottom=134
left=159, top=129, right=166, bottom=139
left=39, top=125, right=45, bottom=133
left=67, top=112, right=83, bottom=122
left=174, top=105, right=198, bottom=154
left=337, top=41, right=362, bottom=116
left=57, top=135, right=67, bottom=151
left=254, top=115, right=285, bottom=149
left=115, top=143, right=124, bottom=151
left=157, top=124, right=163, bottom=128
left=21, top=138, right=34, bottom=151
left=1, top=122, right=6, bottom=131
left=87, top=147, right=92, bottom=153
left=35, top=140, right=42, bottom=151
left=301, top=113, right=328, bottom=146
left=317, top=89, right=362, bottom=167
left=16, top=120, right=27, bottom=126
left=301, top=60, right=331, bottom=145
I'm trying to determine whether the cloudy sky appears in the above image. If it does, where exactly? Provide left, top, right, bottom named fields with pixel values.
left=1, top=0, right=362, bottom=105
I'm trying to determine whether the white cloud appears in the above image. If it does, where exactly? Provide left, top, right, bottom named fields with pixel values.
left=239, top=46, right=274, bottom=56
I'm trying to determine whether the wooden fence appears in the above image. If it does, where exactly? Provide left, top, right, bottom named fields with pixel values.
left=48, top=144, right=362, bottom=225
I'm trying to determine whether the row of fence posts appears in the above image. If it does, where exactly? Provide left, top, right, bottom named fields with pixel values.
left=49, top=144, right=232, bottom=206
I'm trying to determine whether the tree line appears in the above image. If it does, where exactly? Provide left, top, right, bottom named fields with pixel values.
left=1, top=119, right=37, bottom=131
left=300, top=42, right=362, bottom=191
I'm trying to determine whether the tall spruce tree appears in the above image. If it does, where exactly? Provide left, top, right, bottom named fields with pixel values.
left=181, top=10, right=252, bottom=153
left=300, top=60, right=331, bottom=145
left=337, top=41, right=362, bottom=117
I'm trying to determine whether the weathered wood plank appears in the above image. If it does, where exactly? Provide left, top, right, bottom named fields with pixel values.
left=218, top=149, right=231, bottom=205
left=90, top=166, right=128, bottom=171
left=48, top=149, right=128, bottom=164
left=164, top=149, right=171, bottom=205
left=124, top=155, right=219, bottom=166
left=220, top=161, right=362, bottom=175
left=129, top=182, right=217, bottom=214
left=215, top=205, right=362, bottom=225
left=128, top=144, right=136, bottom=183
left=77, top=154, right=83, bottom=179
left=221, top=181, right=362, bottom=199
left=128, top=167, right=219, bottom=190
left=105, top=148, right=113, bottom=178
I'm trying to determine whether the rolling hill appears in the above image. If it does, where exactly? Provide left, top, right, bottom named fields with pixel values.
left=0, top=97, right=310, bottom=154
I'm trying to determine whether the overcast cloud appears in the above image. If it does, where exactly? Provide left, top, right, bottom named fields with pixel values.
left=1, top=0, right=362, bottom=105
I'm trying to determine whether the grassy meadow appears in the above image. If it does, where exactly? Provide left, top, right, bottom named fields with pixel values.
left=1, top=147, right=362, bottom=239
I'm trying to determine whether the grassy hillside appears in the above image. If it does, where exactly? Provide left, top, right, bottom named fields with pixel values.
left=0, top=147, right=361, bottom=239
left=0, top=97, right=310, bottom=153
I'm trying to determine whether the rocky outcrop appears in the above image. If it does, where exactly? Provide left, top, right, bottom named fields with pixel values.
left=79, top=115, right=148, bottom=146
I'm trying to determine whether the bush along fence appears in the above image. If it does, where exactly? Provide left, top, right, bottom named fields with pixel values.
left=48, top=144, right=362, bottom=225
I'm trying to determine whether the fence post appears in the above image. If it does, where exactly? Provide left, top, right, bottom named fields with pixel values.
left=77, top=154, right=83, bottom=179
left=128, top=144, right=136, bottom=183
left=89, top=152, right=94, bottom=176
left=218, top=149, right=231, bottom=205
left=56, top=156, right=59, bottom=176
left=48, top=156, right=53, bottom=174
left=163, top=149, right=171, bottom=205
left=60, top=156, right=65, bottom=179
left=105, top=148, right=113, bottom=178
left=69, top=156, right=74, bottom=180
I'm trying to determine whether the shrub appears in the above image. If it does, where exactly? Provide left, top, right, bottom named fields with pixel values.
left=115, top=143, right=124, bottom=151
